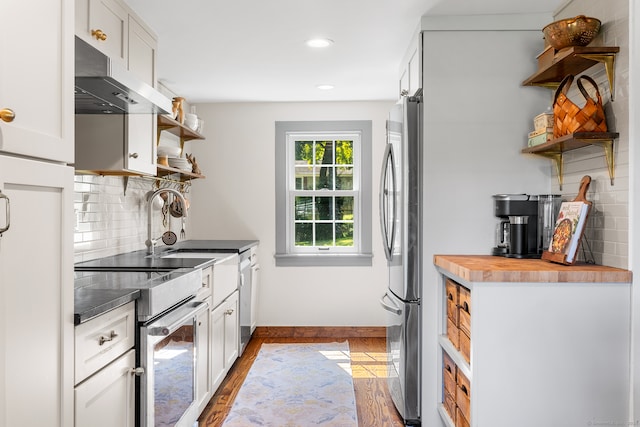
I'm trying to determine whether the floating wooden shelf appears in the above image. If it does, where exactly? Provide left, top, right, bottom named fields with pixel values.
left=522, top=46, right=619, bottom=99
left=157, top=115, right=205, bottom=156
left=522, top=132, right=619, bottom=189
left=156, top=115, right=206, bottom=183
left=156, top=164, right=205, bottom=182
left=157, top=115, right=204, bottom=141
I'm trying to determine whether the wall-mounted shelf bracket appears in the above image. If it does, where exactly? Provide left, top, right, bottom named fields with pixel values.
left=522, top=132, right=618, bottom=190
left=578, top=53, right=616, bottom=100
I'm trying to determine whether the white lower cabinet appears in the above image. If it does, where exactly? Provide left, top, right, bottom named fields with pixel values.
left=74, top=302, right=136, bottom=427
left=74, top=349, right=136, bottom=427
left=436, top=267, right=631, bottom=427
left=196, top=298, right=212, bottom=414
left=0, top=157, right=74, bottom=427
left=211, top=290, right=239, bottom=392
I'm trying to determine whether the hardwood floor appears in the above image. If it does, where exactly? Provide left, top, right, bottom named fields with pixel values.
left=197, top=336, right=405, bottom=427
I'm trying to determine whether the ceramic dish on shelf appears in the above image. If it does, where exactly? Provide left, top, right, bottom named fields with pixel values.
left=157, top=145, right=181, bottom=158
left=168, top=157, right=191, bottom=170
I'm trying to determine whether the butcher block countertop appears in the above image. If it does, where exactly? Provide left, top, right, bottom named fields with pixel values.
left=434, top=255, right=632, bottom=283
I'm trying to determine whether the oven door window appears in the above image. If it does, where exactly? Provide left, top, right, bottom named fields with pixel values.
left=153, top=320, right=195, bottom=426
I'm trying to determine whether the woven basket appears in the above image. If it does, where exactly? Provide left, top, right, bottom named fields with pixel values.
left=553, top=74, right=607, bottom=138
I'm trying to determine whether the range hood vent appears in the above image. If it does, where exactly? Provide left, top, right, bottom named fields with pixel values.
left=75, top=37, right=172, bottom=115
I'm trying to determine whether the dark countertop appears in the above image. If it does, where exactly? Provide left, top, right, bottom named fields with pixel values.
left=74, top=239, right=258, bottom=325
left=74, top=240, right=259, bottom=271
left=174, top=239, right=259, bottom=253
left=74, top=287, right=140, bottom=325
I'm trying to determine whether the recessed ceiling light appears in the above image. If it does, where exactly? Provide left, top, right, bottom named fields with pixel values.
left=316, top=84, right=334, bottom=91
left=306, top=38, right=334, bottom=48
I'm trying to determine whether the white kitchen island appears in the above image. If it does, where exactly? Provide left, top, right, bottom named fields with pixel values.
left=434, top=255, right=632, bottom=427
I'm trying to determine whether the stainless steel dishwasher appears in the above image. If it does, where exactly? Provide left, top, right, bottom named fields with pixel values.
left=238, top=249, right=253, bottom=355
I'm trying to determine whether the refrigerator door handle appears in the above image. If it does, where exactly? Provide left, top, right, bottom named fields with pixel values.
left=379, top=142, right=396, bottom=261
left=380, top=292, right=402, bottom=315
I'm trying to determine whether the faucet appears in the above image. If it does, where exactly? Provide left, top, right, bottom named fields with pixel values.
left=146, top=188, right=187, bottom=256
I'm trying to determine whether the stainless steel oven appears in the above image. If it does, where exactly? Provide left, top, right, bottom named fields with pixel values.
left=140, top=297, right=208, bottom=427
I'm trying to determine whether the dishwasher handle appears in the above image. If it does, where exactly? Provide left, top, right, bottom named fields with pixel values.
left=380, top=292, right=402, bottom=315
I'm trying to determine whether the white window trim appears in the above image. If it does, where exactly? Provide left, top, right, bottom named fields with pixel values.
left=275, top=121, right=373, bottom=267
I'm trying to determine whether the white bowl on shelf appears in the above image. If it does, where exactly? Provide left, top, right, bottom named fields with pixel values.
left=184, top=113, right=198, bottom=131
left=157, top=145, right=181, bottom=158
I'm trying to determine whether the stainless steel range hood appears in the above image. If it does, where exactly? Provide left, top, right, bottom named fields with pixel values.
left=75, top=37, right=172, bottom=115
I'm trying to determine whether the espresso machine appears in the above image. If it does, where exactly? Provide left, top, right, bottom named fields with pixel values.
left=492, top=194, right=540, bottom=258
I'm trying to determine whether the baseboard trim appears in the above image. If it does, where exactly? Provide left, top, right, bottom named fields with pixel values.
left=254, top=326, right=386, bottom=338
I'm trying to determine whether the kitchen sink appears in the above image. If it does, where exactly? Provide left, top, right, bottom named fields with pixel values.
left=159, top=252, right=218, bottom=259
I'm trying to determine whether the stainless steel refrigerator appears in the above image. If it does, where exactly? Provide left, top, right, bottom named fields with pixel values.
left=379, top=94, right=422, bottom=425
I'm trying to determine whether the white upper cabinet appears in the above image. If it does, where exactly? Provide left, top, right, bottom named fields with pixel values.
left=128, top=15, right=158, bottom=87
left=76, top=0, right=128, bottom=68
left=76, top=0, right=159, bottom=88
left=398, top=29, right=422, bottom=98
left=0, top=0, right=73, bottom=163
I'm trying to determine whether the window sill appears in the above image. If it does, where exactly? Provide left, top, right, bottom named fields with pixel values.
left=274, top=253, right=373, bottom=267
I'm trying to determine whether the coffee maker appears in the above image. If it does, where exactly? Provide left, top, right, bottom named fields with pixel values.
left=492, top=194, right=539, bottom=258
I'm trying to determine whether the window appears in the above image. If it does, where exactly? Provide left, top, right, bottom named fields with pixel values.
left=275, top=121, right=373, bottom=267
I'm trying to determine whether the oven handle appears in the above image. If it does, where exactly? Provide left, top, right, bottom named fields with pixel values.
left=147, top=300, right=209, bottom=336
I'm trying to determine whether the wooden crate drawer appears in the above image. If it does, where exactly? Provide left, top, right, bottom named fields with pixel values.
left=456, top=370, right=471, bottom=423
left=445, top=279, right=459, bottom=324
left=447, top=317, right=459, bottom=349
left=458, top=286, right=471, bottom=337
left=443, top=351, right=457, bottom=396
left=459, top=329, right=470, bottom=364
left=75, top=302, right=136, bottom=384
left=443, top=390, right=456, bottom=424
left=456, top=407, right=470, bottom=427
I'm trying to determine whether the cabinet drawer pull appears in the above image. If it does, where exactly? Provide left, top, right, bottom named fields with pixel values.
left=0, top=190, right=10, bottom=235
left=224, top=309, right=234, bottom=316
left=129, top=152, right=139, bottom=159
left=91, top=29, right=107, bottom=41
left=98, top=330, right=118, bottom=345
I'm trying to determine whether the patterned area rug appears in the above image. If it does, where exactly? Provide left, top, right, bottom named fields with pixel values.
left=222, top=342, right=358, bottom=427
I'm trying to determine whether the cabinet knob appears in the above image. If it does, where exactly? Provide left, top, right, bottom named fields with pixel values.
left=0, top=108, right=15, bottom=123
left=225, top=309, right=234, bottom=316
left=129, top=153, right=139, bottom=159
left=131, top=367, right=145, bottom=377
left=91, top=29, right=107, bottom=41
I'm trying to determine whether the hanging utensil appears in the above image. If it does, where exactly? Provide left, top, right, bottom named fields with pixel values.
left=180, top=216, right=186, bottom=239
left=161, top=198, right=169, bottom=228
left=169, top=196, right=185, bottom=218
left=162, top=230, right=177, bottom=245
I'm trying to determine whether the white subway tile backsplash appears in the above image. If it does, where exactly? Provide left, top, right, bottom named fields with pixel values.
left=73, top=174, right=180, bottom=262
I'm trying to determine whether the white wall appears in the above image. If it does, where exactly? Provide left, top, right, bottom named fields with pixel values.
left=187, top=101, right=394, bottom=326
left=629, top=0, right=639, bottom=423
left=418, top=15, right=554, bottom=427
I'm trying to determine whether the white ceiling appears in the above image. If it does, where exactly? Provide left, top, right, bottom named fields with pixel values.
left=124, top=0, right=564, bottom=103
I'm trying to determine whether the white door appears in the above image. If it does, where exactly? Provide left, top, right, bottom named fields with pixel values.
left=210, top=302, right=226, bottom=391
left=0, top=156, right=74, bottom=427
left=224, top=292, right=239, bottom=368
left=0, top=0, right=73, bottom=163
left=75, top=350, right=136, bottom=427
left=196, top=303, right=211, bottom=413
